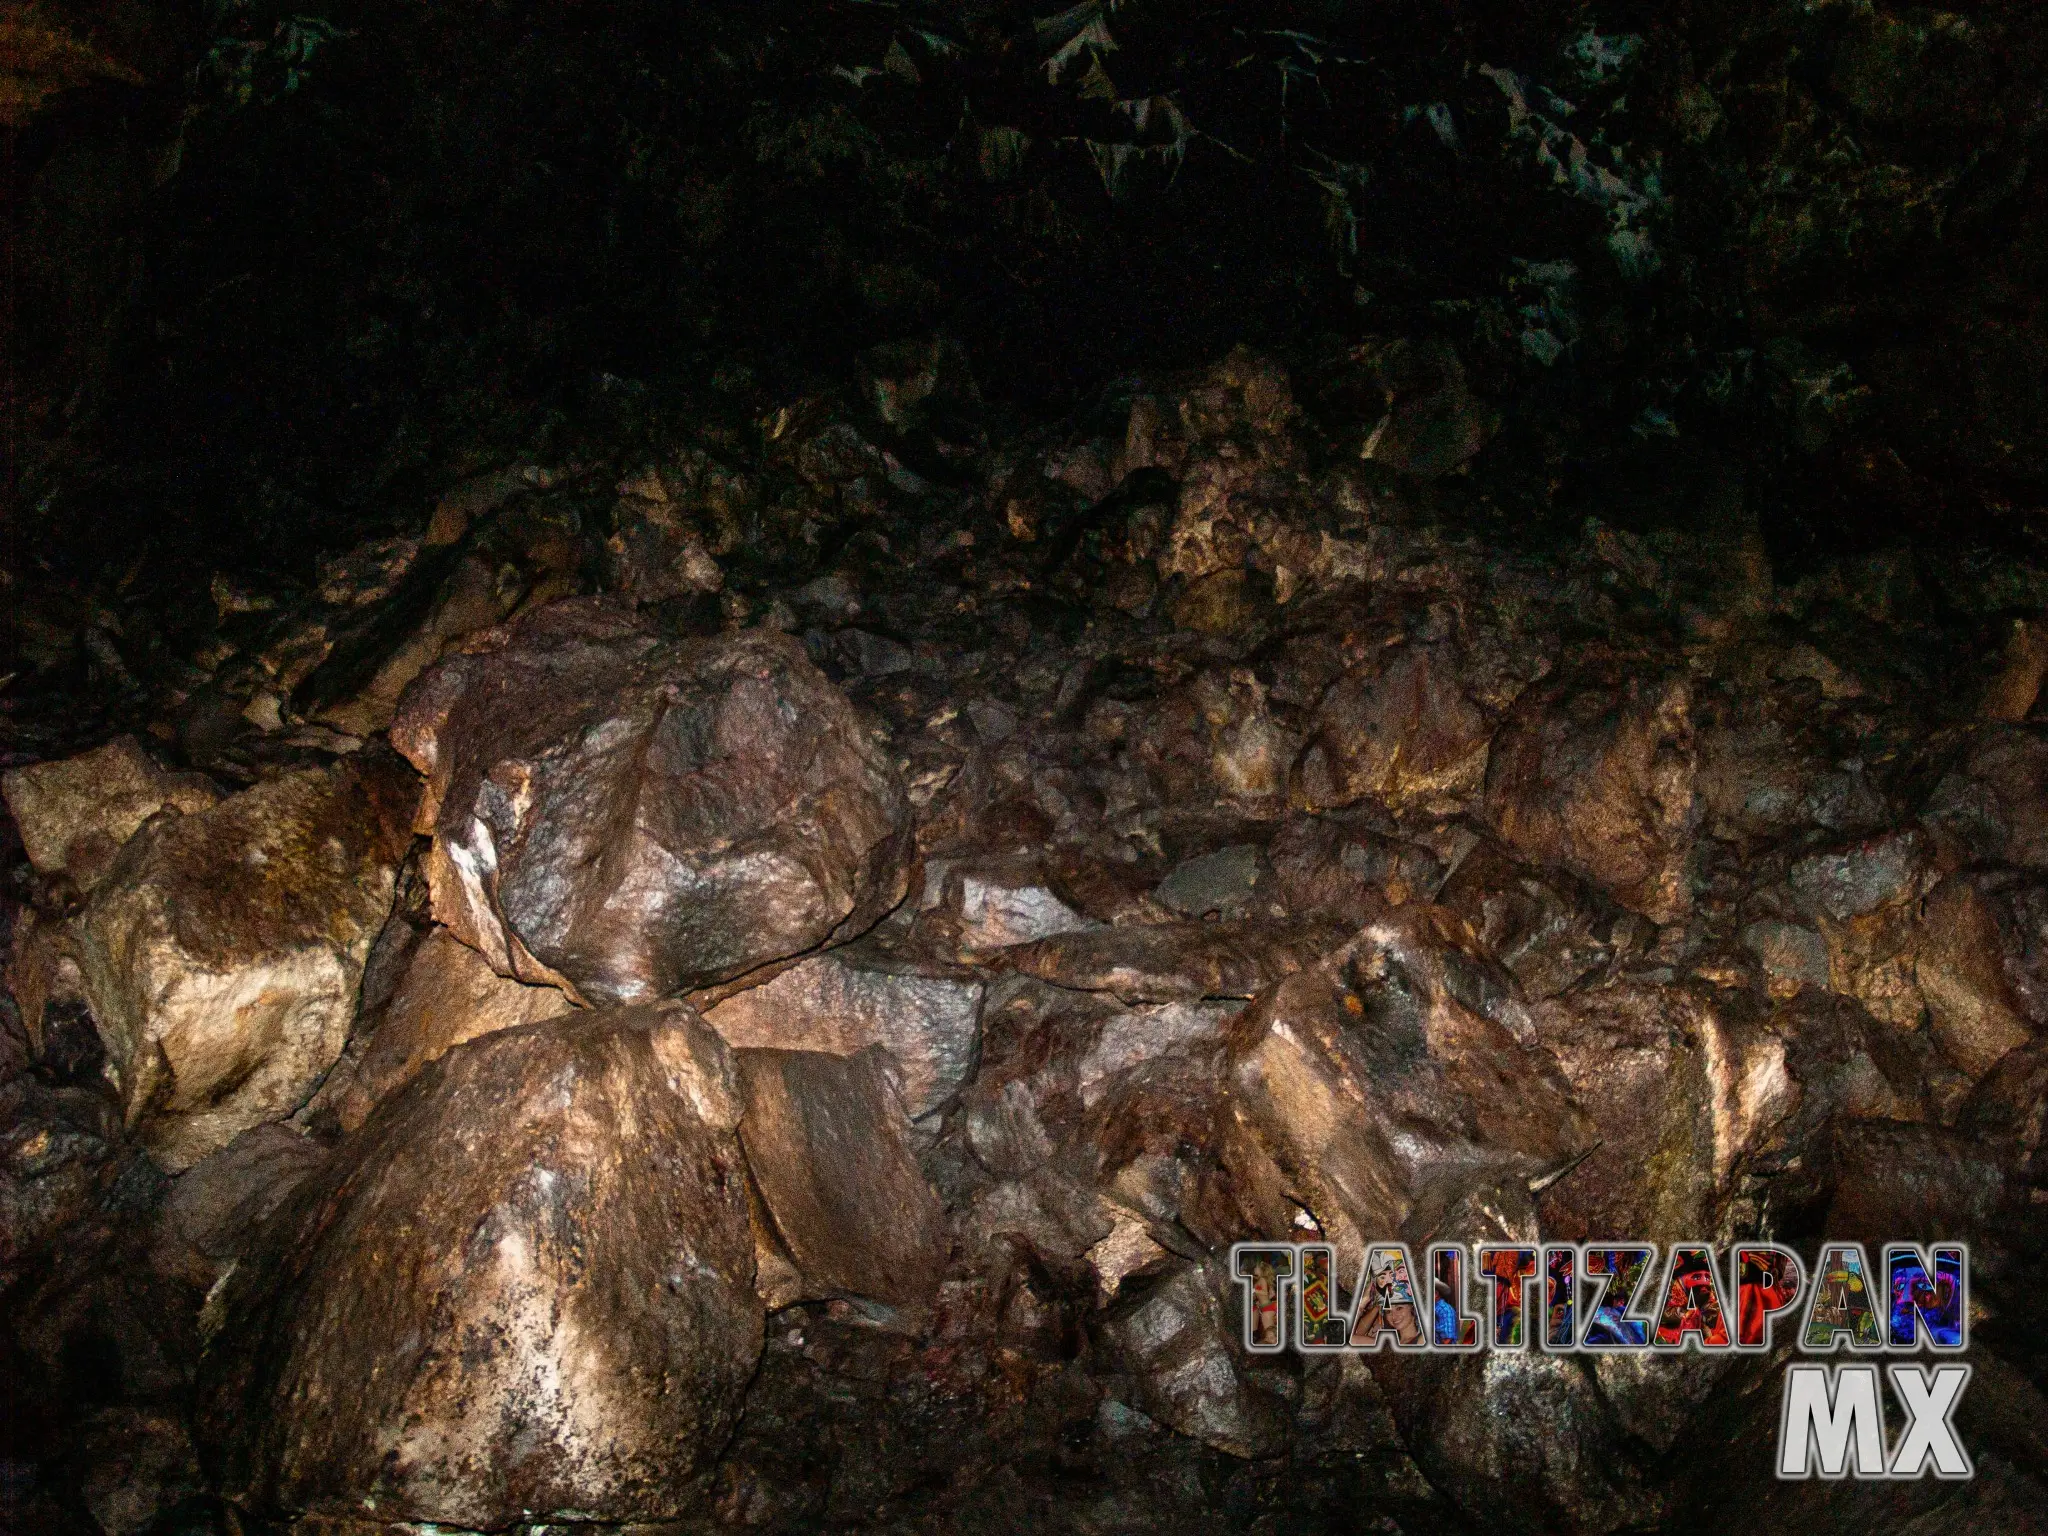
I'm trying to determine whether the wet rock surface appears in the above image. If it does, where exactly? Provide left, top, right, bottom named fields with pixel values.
left=3, top=345, right=2047, bottom=1535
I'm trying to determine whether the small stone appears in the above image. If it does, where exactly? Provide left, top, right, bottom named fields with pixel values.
left=1154, top=843, right=1264, bottom=918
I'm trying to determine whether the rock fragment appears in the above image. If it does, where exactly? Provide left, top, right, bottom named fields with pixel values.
left=69, top=751, right=416, bottom=1170
left=702, top=944, right=983, bottom=1118
left=1483, top=667, right=1697, bottom=923
left=735, top=1045, right=949, bottom=1320
left=1, top=737, right=219, bottom=890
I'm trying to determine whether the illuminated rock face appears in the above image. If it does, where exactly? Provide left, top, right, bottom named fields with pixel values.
left=196, top=1003, right=761, bottom=1529
left=390, top=597, right=910, bottom=1005
left=66, top=752, right=417, bottom=1171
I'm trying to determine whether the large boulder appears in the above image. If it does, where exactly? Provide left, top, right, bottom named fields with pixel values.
left=68, top=751, right=417, bottom=1170
left=390, top=598, right=910, bottom=1004
left=1482, top=665, right=1698, bottom=923
left=197, top=1002, right=760, bottom=1528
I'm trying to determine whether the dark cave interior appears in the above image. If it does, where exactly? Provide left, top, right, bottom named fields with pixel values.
left=3, top=2, right=2047, bottom=1534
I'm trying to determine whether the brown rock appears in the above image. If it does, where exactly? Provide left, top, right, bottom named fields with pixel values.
left=1482, top=667, right=1697, bottom=923
left=1223, top=902, right=1594, bottom=1272
left=735, top=1045, right=948, bottom=1319
left=197, top=1002, right=759, bottom=1528
left=1, top=737, right=219, bottom=890
left=1530, top=978, right=1796, bottom=1243
left=702, top=944, right=983, bottom=1119
left=334, top=926, right=574, bottom=1132
left=1293, top=641, right=1496, bottom=815
left=1918, top=873, right=2039, bottom=1077
left=1789, top=831, right=1935, bottom=1029
left=1923, top=726, right=2048, bottom=869
left=1436, top=839, right=1624, bottom=1000
left=1265, top=813, right=1448, bottom=924
left=1005, top=918, right=1344, bottom=1004
left=69, top=751, right=417, bottom=1171
left=156, top=1122, right=329, bottom=1284
left=391, top=598, right=909, bottom=1004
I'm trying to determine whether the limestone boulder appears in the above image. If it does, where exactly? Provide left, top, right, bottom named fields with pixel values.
left=390, top=597, right=910, bottom=1004
left=197, top=1002, right=759, bottom=1528
left=68, top=751, right=417, bottom=1171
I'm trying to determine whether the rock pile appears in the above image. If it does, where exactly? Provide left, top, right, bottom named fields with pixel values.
left=3, top=347, right=2046, bottom=1535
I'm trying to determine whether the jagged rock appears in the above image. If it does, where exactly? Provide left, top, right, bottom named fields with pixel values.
left=1924, top=726, right=2048, bottom=869
left=1918, top=871, right=2043, bottom=1077
left=1741, top=918, right=1832, bottom=997
left=1437, top=839, right=1626, bottom=1000
left=197, top=1002, right=759, bottom=1528
left=68, top=752, right=417, bottom=1171
left=1292, top=639, right=1498, bottom=816
left=1095, top=1258, right=1291, bottom=1458
left=919, top=855, right=1100, bottom=954
left=1, top=737, right=219, bottom=890
left=390, top=598, right=909, bottom=1004
left=702, top=944, right=983, bottom=1119
left=1788, top=830, right=1936, bottom=1028
left=1530, top=977, right=1795, bottom=1243
left=331, top=925, right=574, bottom=1132
left=1005, top=918, right=1344, bottom=1004
left=0, top=1073, right=122, bottom=1280
left=607, top=461, right=730, bottom=604
left=1148, top=348, right=1307, bottom=588
left=157, top=1123, right=329, bottom=1276
left=735, top=1045, right=948, bottom=1320
left=1483, top=665, right=1698, bottom=923
left=1223, top=902, right=1595, bottom=1272
left=1265, top=812, right=1449, bottom=923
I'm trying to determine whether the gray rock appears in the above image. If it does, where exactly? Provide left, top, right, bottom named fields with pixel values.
left=704, top=944, right=983, bottom=1119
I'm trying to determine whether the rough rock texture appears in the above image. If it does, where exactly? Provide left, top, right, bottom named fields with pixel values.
left=702, top=943, right=984, bottom=1119
left=1, top=737, right=219, bottom=890
left=1005, top=918, right=1342, bottom=1004
left=1095, top=1258, right=1291, bottom=1458
left=196, top=1002, right=760, bottom=1528
left=67, top=751, right=417, bottom=1170
left=1223, top=902, right=1595, bottom=1271
left=391, top=597, right=910, bottom=1004
left=736, top=1045, right=949, bottom=1318
left=1918, top=871, right=2043, bottom=1077
left=1292, top=639, right=1500, bottom=816
left=332, top=924, right=574, bottom=1131
left=1483, top=665, right=1698, bottom=924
